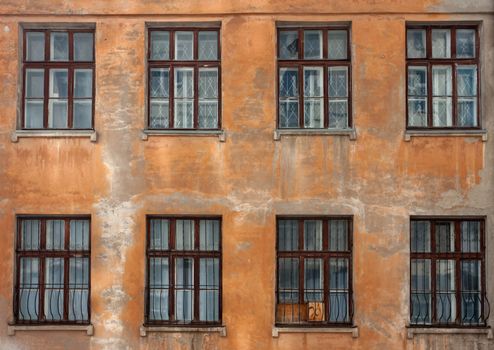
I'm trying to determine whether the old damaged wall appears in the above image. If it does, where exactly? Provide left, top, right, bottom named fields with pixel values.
left=0, top=0, right=493, bottom=349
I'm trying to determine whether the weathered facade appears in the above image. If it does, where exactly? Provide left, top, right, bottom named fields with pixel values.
left=1, top=0, right=494, bottom=349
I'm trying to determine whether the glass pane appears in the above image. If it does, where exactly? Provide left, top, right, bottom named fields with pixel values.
left=175, top=68, right=194, bottom=98
left=46, top=220, right=65, bottom=250
left=148, top=257, right=169, bottom=320
left=304, top=67, right=323, bottom=97
left=150, top=31, right=170, bottom=60
left=411, top=221, right=431, bottom=253
left=328, top=30, right=348, bottom=60
left=457, top=66, right=477, bottom=97
left=150, top=219, right=169, bottom=250
left=461, top=221, right=480, bottom=253
left=432, top=29, right=451, bottom=58
left=48, top=99, right=68, bottom=128
left=407, top=29, right=426, bottom=59
left=329, top=258, right=349, bottom=322
left=329, top=67, right=348, bottom=97
left=329, top=220, right=348, bottom=251
left=432, top=97, right=452, bottom=127
left=49, top=69, right=68, bottom=98
left=21, top=219, right=40, bottom=250
left=278, top=258, right=299, bottom=303
left=25, top=101, right=44, bottom=128
left=411, top=259, right=431, bottom=324
left=150, top=68, right=169, bottom=98
left=26, top=69, right=45, bottom=98
left=150, top=100, right=169, bottom=128
left=175, top=258, right=194, bottom=322
left=175, top=31, right=193, bottom=60
left=279, top=31, right=298, bottom=59
left=279, top=100, right=299, bottom=128
left=408, top=67, right=427, bottom=96
left=432, top=66, right=452, bottom=96
left=50, top=32, right=69, bottom=61
left=73, top=100, right=92, bottom=129
left=279, top=68, right=298, bottom=97
left=175, top=219, right=194, bottom=250
left=73, top=33, right=94, bottom=61
left=198, top=31, right=218, bottom=60
left=26, top=32, right=45, bottom=61
left=198, top=101, right=218, bottom=129
left=408, top=98, right=427, bottom=127
left=461, top=260, right=482, bottom=324
left=18, top=257, right=39, bottom=320
left=436, top=260, right=456, bottom=323
left=432, top=66, right=452, bottom=127
left=69, top=219, right=90, bottom=250
left=199, top=219, right=220, bottom=251
left=200, top=258, right=220, bottom=321
left=68, top=257, right=89, bottom=321
left=456, top=29, right=476, bottom=58
left=435, top=222, right=455, bottom=253
left=304, top=220, right=322, bottom=251
left=278, top=220, right=298, bottom=251
left=74, top=69, right=93, bottom=98
left=199, top=68, right=218, bottom=98
left=304, top=258, right=323, bottom=302
left=174, top=68, right=194, bottom=128
left=304, top=67, right=323, bottom=128
left=304, top=30, right=322, bottom=59
left=304, top=99, right=323, bottom=128
left=174, top=100, right=194, bottom=128
left=44, top=258, right=64, bottom=320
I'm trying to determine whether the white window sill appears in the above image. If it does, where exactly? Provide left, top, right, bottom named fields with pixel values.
left=272, top=326, right=358, bottom=338
left=404, top=129, right=487, bottom=142
left=11, top=130, right=97, bottom=143
left=406, top=326, right=492, bottom=339
left=7, top=324, right=94, bottom=336
left=274, top=128, right=357, bottom=141
left=141, top=129, right=226, bottom=142
left=140, top=325, right=227, bottom=337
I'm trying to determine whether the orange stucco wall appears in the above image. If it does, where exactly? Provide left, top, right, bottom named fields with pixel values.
left=1, top=1, right=494, bottom=349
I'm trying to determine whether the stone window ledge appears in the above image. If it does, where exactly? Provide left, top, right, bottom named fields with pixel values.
left=406, top=326, right=492, bottom=339
left=8, top=324, right=94, bottom=336
left=272, top=326, right=358, bottom=338
left=404, top=129, right=487, bottom=142
left=140, top=325, right=227, bottom=337
left=11, top=130, right=97, bottom=143
left=273, top=128, right=357, bottom=141
left=141, top=129, right=226, bottom=142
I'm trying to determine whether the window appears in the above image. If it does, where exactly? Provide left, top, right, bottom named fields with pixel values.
left=410, top=218, right=488, bottom=326
left=14, top=216, right=90, bottom=324
left=22, top=29, right=95, bottom=130
left=276, top=217, right=353, bottom=326
left=277, top=26, right=351, bottom=129
left=406, top=25, right=480, bottom=129
left=145, top=217, right=221, bottom=325
left=147, top=27, right=221, bottom=129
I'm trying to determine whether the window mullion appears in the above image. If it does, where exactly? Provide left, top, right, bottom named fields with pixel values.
left=323, top=65, right=329, bottom=129
left=452, top=63, right=457, bottom=127
left=170, top=65, right=175, bottom=129
left=169, top=255, right=176, bottom=322
left=299, top=65, right=304, bottom=128
left=193, top=256, right=200, bottom=322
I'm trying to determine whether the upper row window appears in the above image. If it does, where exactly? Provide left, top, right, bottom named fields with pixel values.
left=22, top=30, right=95, bottom=130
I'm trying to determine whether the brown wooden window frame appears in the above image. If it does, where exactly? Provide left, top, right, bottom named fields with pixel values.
left=21, top=28, right=95, bottom=130
left=275, top=216, right=354, bottom=327
left=409, top=217, right=489, bottom=327
left=14, top=216, right=91, bottom=325
left=147, top=27, right=222, bottom=130
left=145, top=216, right=222, bottom=326
left=277, top=25, right=352, bottom=130
left=406, top=24, right=481, bottom=130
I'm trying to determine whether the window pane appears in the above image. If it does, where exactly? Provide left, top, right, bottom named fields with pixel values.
left=329, top=220, right=348, bottom=251
left=436, top=260, right=456, bottom=323
left=304, top=67, right=323, bottom=97
left=175, top=31, right=193, bottom=60
left=411, top=221, right=431, bottom=253
left=407, top=29, right=426, bottom=59
left=199, top=219, right=220, bottom=251
left=150, top=68, right=169, bottom=98
left=457, top=66, right=477, bottom=97
left=198, top=68, right=219, bottom=129
left=408, top=66, right=428, bottom=127
left=175, top=258, right=194, bottom=322
left=150, top=31, right=169, bottom=60
left=328, top=30, right=347, bottom=60
left=329, top=67, right=348, bottom=97
left=26, top=69, right=45, bottom=98
left=432, top=66, right=452, bottom=127
left=329, top=67, right=349, bottom=128
left=74, top=69, right=93, bottom=98
left=73, top=100, right=92, bottom=129
left=175, top=219, right=194, bottom=250
left=25, top=101, right=44, bottom=128
left=149, top=257, right=169, bottom=320
left=48, top=100, right=68, bottom=128
left=304, top=220, right=322, bottom=251
left=49, top=69, right=68, bottom=98
left=69, top=257, right=89, bottom=321
left=456, top=29, right=475, bottom=58
left=435, top=222, right=455, bottom=253
left=411, top=259, right=431, bottom=324
left=304, top=67, right=323, bottom=128
left=44, top=258, right=64, bottom=321
left=198, top=31, right=218, bottom=60
left=200, top=258, right=220, bottom=322
left=174, top=100, right=194, bottom=128
left=279, top=31, right=298, bottom=59
left=21, top=219, right=41, bottom=250
left=69, top=219, right=90, bottom=250
left=50, top=32, right=68, bottom=61
left=46, top=220, right=65, bottom=250
left=279, top=100, right=299, bottom=128
left=26, top=32, right=45, bottom=61
left=150, top=219, right=169, bottom=250
left=304, top=99, right=323, bottom=128
left=461, top=260, right=482, bottom=325
left=175, top=68, right=194, bottom=98
left=150, top=100, right=169, bottom=128
left=329, top=258, right=349, bottom=322
left=304, top=30, right=322, bottom=59
left=432, top=29, right=451, bottom=58
left=461, top=221, right=480, bottom=253
left=174, top=68, right=194, bottom=128
left=18, top=257, right=39, bottom=320
left=278, top=258, right=299, bottom=303
left=73, top=33, right=94, bottom=61
left=278, top=220, right=299, bottom=251
left=199, top=68, right=218, bottom=98
left=279, top=68, right=298, bottom=97
left=304, top=258, right=323, bottom=302
left=198, top=101, right=218, bottom=129
left=408, top=67, right=427, bottom=96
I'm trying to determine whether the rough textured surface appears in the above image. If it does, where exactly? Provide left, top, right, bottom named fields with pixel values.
left=0, top=0, right=493, bottom=349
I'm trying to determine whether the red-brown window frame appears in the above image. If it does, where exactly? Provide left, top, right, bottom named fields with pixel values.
left=14, top=215, right=91, bottom=325
left=145, top=215, right=222, bottom=326
left=409, top=217, right=488, bottom=327
left=21, top=28, right=95, bottom=130
left=147, top=27, right=222, bottom=130
left=406, top=24, right=481, bottom=129
left=276, top=25, right=352, bottom=129
left=275, top=216, right=354, bottom=327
